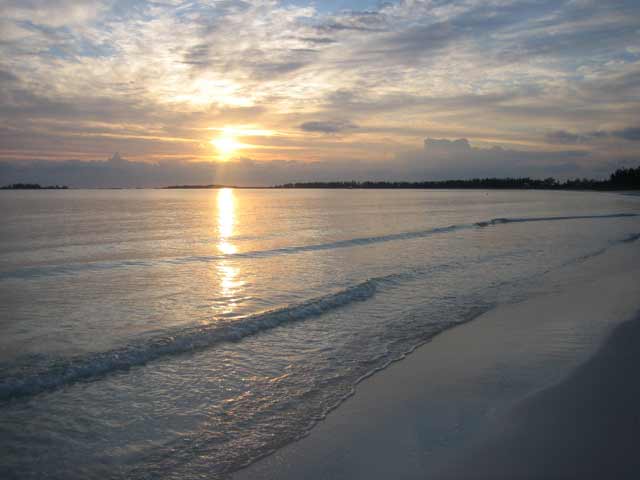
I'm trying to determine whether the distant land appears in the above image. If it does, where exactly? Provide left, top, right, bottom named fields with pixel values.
left=275, top=166, right=640, bottom=190
left=1, top=183, right=68, bottom=190
left=3, top=166, right=638, bottom=191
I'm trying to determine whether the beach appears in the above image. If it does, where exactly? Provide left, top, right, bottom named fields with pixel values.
left=2, top=189, right=639, bottom=479
left=2, top=0, right=640, bottom=476
left=436, top=312, right=640, bottom=479
left=235, top=238, right=640, bottom=479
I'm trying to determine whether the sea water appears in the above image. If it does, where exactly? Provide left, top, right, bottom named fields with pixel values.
left=1, top=189, right=639, bottom=478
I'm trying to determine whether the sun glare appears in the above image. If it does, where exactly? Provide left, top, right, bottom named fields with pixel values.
left=211, top=134, right=241, bottom=159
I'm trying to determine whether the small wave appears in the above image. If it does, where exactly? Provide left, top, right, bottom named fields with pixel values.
left=3, top=225, right=638, bottom=402
left=1, top=213, right=637, bottom=280
left=622, top=232, right=640, bottom=243
left=0, top=277, right=384, bottom=401
left=0, top=225, right=464, bottom=280
left=474, top=213, right=637, bottom=227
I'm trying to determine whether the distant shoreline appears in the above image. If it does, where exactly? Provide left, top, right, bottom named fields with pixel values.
left=271, top=184, right=638, bottom=191
left=2, top=165, right=638, bottom=191
left=1, top=183, right=68, bottom=190
left=273, top=167, right=639, bottom=190
left=3, top=185, right=639, bottom=191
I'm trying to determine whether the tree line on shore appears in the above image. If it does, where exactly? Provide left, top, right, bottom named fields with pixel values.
left=276, top=166, right=640, bottom=190
left=3, top=166, right=639, bottom=190
left=1, top=183, right=68, bottom=190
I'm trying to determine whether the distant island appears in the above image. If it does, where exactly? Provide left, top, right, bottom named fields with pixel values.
left=1, top=183, right=68, bottom=190
left=275, top=166, right=640, bottom=190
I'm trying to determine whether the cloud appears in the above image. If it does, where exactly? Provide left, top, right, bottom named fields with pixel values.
left=546, top=130, right=597, bottom=144
left=387, top=137, right=593, bottom=180
left=300, top=120, right=358, bottom=133
left=0, top=0, right=109, bottom=27
left=546, top=127, right=640, bottom=144
left=0, top=0, right=639, bottom=172
left=0, top=155, right=342, bottom=188
left=296, top=36, right=337, bottom=45
left=614, top=127, right=640, bottom=141
left=0, top=139, right=623, bottom=189
left=424, top=138, right=471, bottom=153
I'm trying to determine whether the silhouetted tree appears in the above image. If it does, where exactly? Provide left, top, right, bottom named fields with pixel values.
left=275, top=164, right=640, bottom=190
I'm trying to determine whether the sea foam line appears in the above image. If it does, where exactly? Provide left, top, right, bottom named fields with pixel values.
left=0, top=277, right=384, bottom=401
left=1, top=213, right=636, bottom=280
left=474, top=213, right=637, bottom=227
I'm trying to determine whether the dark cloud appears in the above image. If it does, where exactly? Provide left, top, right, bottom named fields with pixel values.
left=392, top=137, right=590, bottom=181
left=546, top=130, right=589, bottom=144
left=344, top=88, right=523, bottom=110
left=547, top=128, right=640, bottom=144
left=182, top=44, right=210, bottom=66
left=0, top=156, right=340, bottom=188
left=613, top=127, right=640, bottom=141
left=297, top=36, right=337, bottom=45
left=300, top=120, right=358, bottom=133
left=0, top=140, right=602, bottom=188
left=0, top=156, right=218, bottom=188
left=0, top=70, right=19, bottom=82
left=424, top=138, right=471, bottom=152
left=319, top=10, right=387, bottom=33
left=182, top=41, right=315, bottom=79
left=250, top=61, right=308, bottom=79
left=375, top=20, right=455, bottom=58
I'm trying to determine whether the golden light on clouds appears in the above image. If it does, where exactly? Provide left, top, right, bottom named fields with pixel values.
left=2, top=0, right=636, bottom=181
left=169, top=79, right=252, bottom=108
left=209, top=126, right=277, bottom=160
left=211, top=135, right=242, bottom=159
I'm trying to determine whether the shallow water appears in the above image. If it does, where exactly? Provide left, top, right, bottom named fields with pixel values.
left=1, top=189, right=639, bottom=479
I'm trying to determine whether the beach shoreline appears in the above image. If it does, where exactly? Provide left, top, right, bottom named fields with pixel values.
left=233, top=240, right=640, bottom=479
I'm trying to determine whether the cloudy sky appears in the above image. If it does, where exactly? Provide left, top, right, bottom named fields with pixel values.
left=0, top=0, right=639, bottom=186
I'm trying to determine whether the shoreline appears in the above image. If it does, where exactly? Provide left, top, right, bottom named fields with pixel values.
left=234, top=240, right=640, bottom=479
left=3, top=187, right=639, bottom=192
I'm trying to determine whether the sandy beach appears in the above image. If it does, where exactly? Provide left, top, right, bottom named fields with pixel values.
left=435, top=313, right=640, bottom=479
left=234, top=240, right=640, bottom=479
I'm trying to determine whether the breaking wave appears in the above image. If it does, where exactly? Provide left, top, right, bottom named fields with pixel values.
left=0, top=276, right=386, bottom=401
left=474, top=213, right=637, bottom=227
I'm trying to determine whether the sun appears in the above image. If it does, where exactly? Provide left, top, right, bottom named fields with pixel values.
left=211, top=135, right=241, bottom=159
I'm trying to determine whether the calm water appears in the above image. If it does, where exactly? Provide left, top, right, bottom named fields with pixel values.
left=1, top=189, right=639, bottom=479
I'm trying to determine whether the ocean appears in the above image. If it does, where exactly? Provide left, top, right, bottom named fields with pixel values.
left=1, top=188, right=639, bottom=479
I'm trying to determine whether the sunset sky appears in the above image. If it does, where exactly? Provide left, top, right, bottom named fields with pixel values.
left=1, top=0, right=639, bottom=186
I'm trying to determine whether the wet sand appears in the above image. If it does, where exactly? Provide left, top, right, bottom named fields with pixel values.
left=234, top=243, right=640, bottom=479
left=436, top=312, right=640, bottom=479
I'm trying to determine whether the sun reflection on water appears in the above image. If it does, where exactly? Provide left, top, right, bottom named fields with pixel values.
left=217, top=188, right=237, bottom=254
left=215, top=188, right=244, bottom=316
